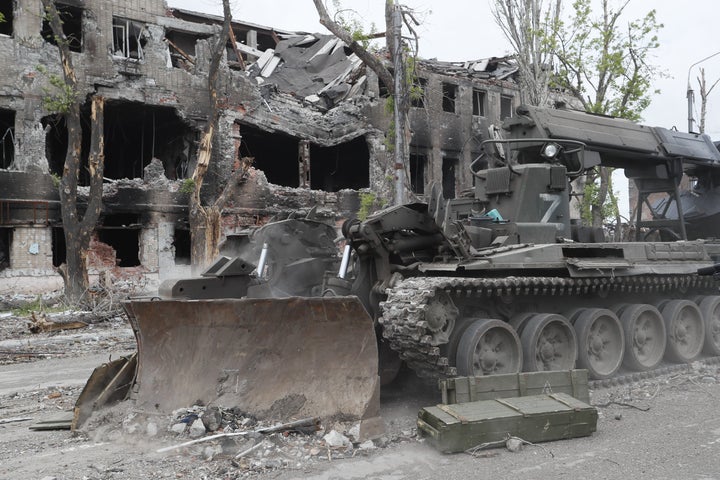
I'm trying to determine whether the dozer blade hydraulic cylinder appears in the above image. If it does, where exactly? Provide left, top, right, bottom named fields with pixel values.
left=123, top=296, right=381, bottom=430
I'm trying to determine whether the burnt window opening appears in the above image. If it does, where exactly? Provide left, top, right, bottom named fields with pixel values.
left=41, top=3, right=83, bottom=53
left=411, top=78, right=426, bottom=108
left=97, top=214, right=140, bottom=267
left=42, top=110, right=91, bottom=184
left=309, top=137, right=369, bottom=191
left=0, top=227, right=10, bottom=269
left=113, top=17, right=146, bottom=60
left=442, top=83, right=457, bottom=113
left=501, top=95, right=514, bottom=119
left=52, top=227, right=65, bottom=267
left=442, top=156, right=458, bottom=199
left=472, top=89, right=487, bottom=117
left=0, top=108, right=15, bottom=169
left=409, top=152, right=426, bottom=195
left=105, top=102, right=193, bottom=180
left=173, top=228, right=191, bottom=265
left=166, top=30, right=205, bottom=70
left=0, top=1, right=14, bottom=36
left=239, top=124, right=300, bottom=188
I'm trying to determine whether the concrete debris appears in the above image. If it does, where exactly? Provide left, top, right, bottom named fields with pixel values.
left=80, top=402, right=416, bottom=473
left=322, top=430, right=351, bottom=449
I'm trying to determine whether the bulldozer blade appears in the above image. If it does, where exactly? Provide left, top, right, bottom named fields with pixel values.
left=124, top=297, right=381, bottom=429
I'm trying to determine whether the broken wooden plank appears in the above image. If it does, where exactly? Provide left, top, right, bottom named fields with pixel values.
left=28, top=312, right=88, bottom=334
left=254, top=48, right=275, bottom=71
left=260, top=55, right=282, bottom=78
left=0, top=417, right=33, bottom=425
left=235, top=41, right=263, bottom=59
left=29, top=412, right=74, bottom=431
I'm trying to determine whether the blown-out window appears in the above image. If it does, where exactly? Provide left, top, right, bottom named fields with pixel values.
left=113, top=17, right=146, bottom=59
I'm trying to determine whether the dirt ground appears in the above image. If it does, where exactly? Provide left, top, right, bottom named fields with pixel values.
left=2, top=302, right=720, bottom=480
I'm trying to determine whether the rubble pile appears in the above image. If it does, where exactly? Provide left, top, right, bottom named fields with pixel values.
left=100, top=403, right=418, bottom=474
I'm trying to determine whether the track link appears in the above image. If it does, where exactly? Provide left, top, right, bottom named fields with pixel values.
left=379, top=274, right=717, bottom=379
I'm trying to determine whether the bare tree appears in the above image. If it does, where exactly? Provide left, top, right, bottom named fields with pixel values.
left=188, top=0, right=250, bottom=271
left=697, top=67, right=720, bottom=134
left=41, top=0, right=106, bottom=304
left=491, top=0, right=561, bottom=107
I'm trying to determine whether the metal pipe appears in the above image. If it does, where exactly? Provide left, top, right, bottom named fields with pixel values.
left=338, top=244, right=352, bottom=279
left=256, top=242, right=268, bottom=278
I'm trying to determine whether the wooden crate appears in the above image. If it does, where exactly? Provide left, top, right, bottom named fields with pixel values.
left=418, top=392, right=597, bottom=453
left=439, top=369, right=589, bottom=405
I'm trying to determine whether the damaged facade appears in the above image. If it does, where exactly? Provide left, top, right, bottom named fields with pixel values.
left=0, top=0, right=521, bottom=291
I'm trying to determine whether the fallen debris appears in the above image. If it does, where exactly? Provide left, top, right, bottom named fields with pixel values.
left=0, top=416, right=33, bottom=425
left=28, top=312, right=88, bottom=334
left=157, top=416, right=321, bottom=453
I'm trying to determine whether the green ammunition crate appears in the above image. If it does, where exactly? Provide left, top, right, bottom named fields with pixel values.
left=439, top=369, right=590, bottom=404
left=418, top=392, right=597, bottom=453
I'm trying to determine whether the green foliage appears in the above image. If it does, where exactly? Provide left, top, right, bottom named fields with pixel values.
left=50, top=173, right=61, bottom=188
left=0, top=12, right=5, bottom=23
left=180, top=178, right=196, bottom=194
left=11, top=296, right=63, bottom=317
left=580, top=169, right=619, bottom=226
left=549, top=0, right=663, bottom=121
left=331, top=0, right=377, bottom=49
left=36, top=65, right=77, bottom=114
left=358, top=192, right=377, bottom=220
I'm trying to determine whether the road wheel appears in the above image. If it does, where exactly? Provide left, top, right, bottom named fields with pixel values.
left=661, top=300, right=705, bottom=363
left=696, top=296, right=720, bottom=356
left=573, top=308, right=624, bottom=380
left=520, top=313, right=577, bottom=372
left=455, top=319, right=522, bottom=376
left=618, top=304, right=666, bottom=371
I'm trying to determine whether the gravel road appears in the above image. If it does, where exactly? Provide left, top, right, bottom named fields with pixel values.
left=1, top=311, right=720, bottom=480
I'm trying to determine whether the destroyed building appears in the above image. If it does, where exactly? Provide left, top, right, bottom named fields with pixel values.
left=0, top=0, right=521, bottom=292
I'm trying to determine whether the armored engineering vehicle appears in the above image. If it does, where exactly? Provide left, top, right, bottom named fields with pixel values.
left=335, top=105, right=720, bottom=382
left=77, top=105, right=720, bottom=429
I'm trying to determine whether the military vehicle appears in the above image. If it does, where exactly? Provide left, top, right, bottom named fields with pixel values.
left=336, top=105, right=720, bottom=383
left=77, top=105, right=720, bottom=429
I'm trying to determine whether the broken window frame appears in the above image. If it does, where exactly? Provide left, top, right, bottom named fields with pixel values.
left=472, top=89, right=487, bottom=117
left=112, top=17, right=146, bottom=60
left=165, top=29, right=204, bottom=70
left=0, top=1, right=14, bottom=37
left=442, top=83, right=457, bottom=114
left=41, top=3, right=83, bottom=53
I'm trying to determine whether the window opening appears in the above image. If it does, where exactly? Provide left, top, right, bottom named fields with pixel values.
left=472, top=89, right=487, bottom=116
left=0, top=1, right=14, bottom=36
left=0, top=108, right=15, bottom=169
left=442, top=156, right=458, bottom=199
left=41, top=3, right=83, bottom=53
left=442, top=83, right=457, bottom=113
left=501, top=95, right=514, bottom=119
left=409, top=152, right=426, bottom=194
left=113, top=17, right=146, bottom=59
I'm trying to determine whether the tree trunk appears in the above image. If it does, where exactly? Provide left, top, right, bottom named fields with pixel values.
left=43, top=0, right=105, bottom=304
left=188, top=0, right=232, bottom=272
